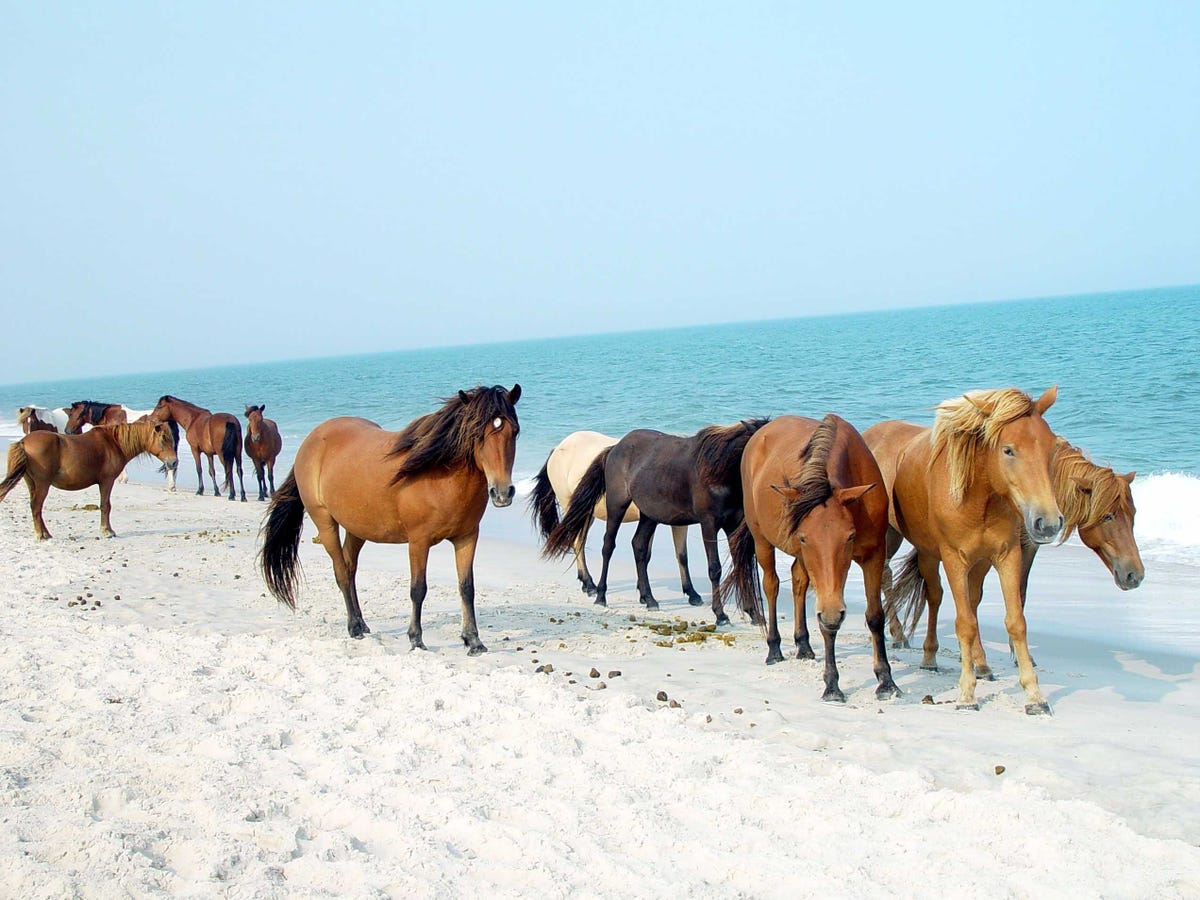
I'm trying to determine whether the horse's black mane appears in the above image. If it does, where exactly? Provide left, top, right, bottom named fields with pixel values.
left=781, top=414, right=838, bottom=534
left=75, top=400, right=119, bottom=421
left=695, top=417, right=771, bottom=486
left=388, top=385, right=519, bottom=484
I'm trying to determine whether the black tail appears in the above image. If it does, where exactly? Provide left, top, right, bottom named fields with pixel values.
left=527, top=457, right=560, bottom=541
left=220, top=421, right=240, bottom=492
left=0, top=442, right=29, bottom=502
left=259, top=471, right=306, bottom=608
left=883, top=549, right=927, bottom=640
left=719, top=521, right=766, bottom=627
left=543, top=447, right=610, bottom=558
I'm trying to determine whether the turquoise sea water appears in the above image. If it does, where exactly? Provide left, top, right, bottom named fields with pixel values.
left=4, top=285, right=1196, bottom=481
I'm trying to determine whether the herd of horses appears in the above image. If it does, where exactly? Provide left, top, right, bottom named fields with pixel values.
left=4, top=383, right=1142, bottom=716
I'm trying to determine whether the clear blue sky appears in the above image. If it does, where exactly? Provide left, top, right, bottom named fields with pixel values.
left=2, top=3, right=1197, bottom=383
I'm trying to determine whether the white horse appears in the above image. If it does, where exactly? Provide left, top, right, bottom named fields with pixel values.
left=529, top=430, right=702, bottom=602
left=15, top=406, right=70, bottom=432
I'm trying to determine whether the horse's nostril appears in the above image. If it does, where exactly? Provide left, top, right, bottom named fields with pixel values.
left=506, top=485, right=515, bottom=500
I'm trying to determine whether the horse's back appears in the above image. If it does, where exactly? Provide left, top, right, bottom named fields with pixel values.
left=863, top=421, right=927, bottom=498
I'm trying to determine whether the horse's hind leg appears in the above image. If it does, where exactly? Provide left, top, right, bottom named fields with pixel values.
left=98, top=478, right=117, bottom=538
left=407, top=540, right=431, bottom=650
left=882, top=526, right=909, bottom=648
left=631, top=517, right=659, bottom=608
left=574, top=515, right=598, bottom=595
left=917, top=554, right=944, bottom=671
left=702, top=520, right=729, bottom=626
left=207, top=451, right=221, bottom=497
left=673, top=525, right=703, bottom=605
left=756, top=541, right=784, bottom=664
left=967, top=566, right=994, bottom=680
left=313, top=513, right=368, bottom=638
left=453, top=532, right=487, bottom=655
left=594, top=503, right=628, bottom=608
left=29, top=478, right=52, bottom=540
left=235, top=450, right=246, bottom=502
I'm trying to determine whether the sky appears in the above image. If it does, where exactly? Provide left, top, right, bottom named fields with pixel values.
left=1, top=3, right=1197, bottom=384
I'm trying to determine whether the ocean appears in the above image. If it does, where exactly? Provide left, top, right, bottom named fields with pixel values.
left=3, top=285, right=1199, bottom=571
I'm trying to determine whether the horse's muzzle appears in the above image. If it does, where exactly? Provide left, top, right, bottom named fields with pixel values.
left=1113, top=564, right=1144, bottom=591
left=488, top=484, right=515, bottom=508
left=1026, top=513, right=1064, bottom=544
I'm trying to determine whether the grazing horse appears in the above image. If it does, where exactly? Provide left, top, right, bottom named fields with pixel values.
left=243, top=405, right=283, bottom=501
left=864, top=387, right=1062, bottom=714
left=0, top=421, right=179, bottom=539
left=149, top=395, right=246, bottom=501
left=543, top=418, right=769, bottom=625
left=16, top=406, right=68, bottom=434
left=64, top=401, right=179, bottom=490
left=260, top=385, right=521, bottom=651
left=529, top=430, right=699, bottom=601
left=885, top=436, right=1144, bottom=668
left=721, top=415, right=899, bottom=701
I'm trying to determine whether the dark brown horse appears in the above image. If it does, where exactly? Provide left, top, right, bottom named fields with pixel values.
left=243, top=405, right=283, bottom=501
left=260, top=385, right=521, bottom=651
left=149, top=395, right=246, bottom=501
left=16, top=407, right=61, bottom=434
left=543, top=418, right=769, bottom=625
left=864, top=387, right=1062, bottom=714
left=721, top=415, right=899, bottom=701
left=64, top=401, right=128, bottom=433
left=0, top=421, right=179, bottom=539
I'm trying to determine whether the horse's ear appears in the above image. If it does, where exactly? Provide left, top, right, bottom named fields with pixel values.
left=458, top=390, right=470, bottom=404
left=1071, top=476, right=1094, bottom=495
left=1122, top=471, right=1136, bottom=485
left=508, top=384, right=522, bottom=405
left=836, top=483, right=877, bottom=505
left=1034, top=385, right=1058, bottom=415
left=770, top=484, right=801, bottom=500
left=259, top=404, right=265, bottom=414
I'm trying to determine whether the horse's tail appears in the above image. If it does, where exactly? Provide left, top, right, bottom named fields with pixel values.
left=220, top=420, right=239, bottom=491
left=527, top=457, right=560, bottom=541
left=543, top=448, right=610, bottom=558
left=883, top=549, right=926, bottom=640
left=718, top=520, right=766, bottom=627
left=259, top=471, right=306, bottom=608
left=0, top=441, right=29, bottom=502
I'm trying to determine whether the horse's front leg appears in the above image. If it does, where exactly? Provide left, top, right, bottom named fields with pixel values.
left=407, top=540, right=431, bottom=651
left=315, top=517, right=369, bottom=638
left=942, top=557, right=980, bottom=710
left=967, top=566, right=994, bottom=680
left=235, top=450, right=246, bottom=502
left=98, top=478, right=117, bottom=537
left=790, top=557, right=814, bottom=659
left=453, top=532, right=487, bottom=655
left=630, top=517, right=659, bottom=608
left=702, top=520, right=729, bottom=625
left=996, top=550, right=1050, bottom=715
left=860, top=551, right=900, bottom=699
left=672, top=525, right=704, bottom=605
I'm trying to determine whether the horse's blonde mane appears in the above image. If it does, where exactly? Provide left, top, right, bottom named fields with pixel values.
left=1051, top=438, right=1133, bottom=541
left=103, top=420, right=159, bottom=460
left=931, top=388, right=1036, bottom=501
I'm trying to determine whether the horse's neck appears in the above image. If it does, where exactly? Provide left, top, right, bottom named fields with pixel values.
left=169, top=400, right=207, bottom=427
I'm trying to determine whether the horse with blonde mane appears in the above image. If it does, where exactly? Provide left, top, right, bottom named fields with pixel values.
left=864, top=387, right=1062, bottom=714
left=720, top=415, right=899, bottom=701
left=0, top=421, right=179, bottom=539
left=528, top=430, right=699, bottom=601
left=260, top=385, right=520, bottom=652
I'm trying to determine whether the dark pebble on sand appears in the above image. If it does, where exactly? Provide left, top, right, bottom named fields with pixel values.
left=656, top=691, right=668, bottom=702
left=536, top=664, right=554, bottom=674
left=86, top=592, right=92, bottom=598
left=608, top=670, right=621, bottom=678
left=76, top=596, right=83, bottom=602
left=668, top=699, right=681, bottom=709
left=921, top=695, right=934, bottom=705
left=995, top=765, right=1006, bottom=775
left=733, top=707, right=743, bottom=715
left=595, top=682, right=606, bottom=690
left=113, top=595, right=120, bottom=601
left=705, top=715, right=712, bottom=723
left=589, top=668, right=601, bottom=678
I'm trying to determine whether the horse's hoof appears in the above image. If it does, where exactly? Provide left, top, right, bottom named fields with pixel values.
left=765, top=650, right=784, bottom=666
left=644, top=600, right=659, bottom=610
left=876, top=682, right=901, bottom=700
left=956, top=702, right=980, bottom=711
left=593, top=598, right=607, bottom=607
left=715, top=614, right=730, bottom=626
left=920, top=664, right=940, bottom=673
left=822, top=687, right=847, bottom=703
left=409, top=638, right=428, bottom=651
left=1025, top=701, right=1052, bottom=716
left=796, top=647, right=816, bottom=661
left=349, top=621, right=369, bottom=639
left=581, top=585, right=597, bottom=597
left=687, top=595, right=705, bottom=607
left=467, top=644, right=488, bottom=657
left=975, top=667, right=996, bottom=682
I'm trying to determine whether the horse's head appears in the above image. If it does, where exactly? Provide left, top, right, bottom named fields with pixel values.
left=1075, top=469, right=1144, bottom=590
left=148, top=395, right=174, bottom=424
left=64, top=401, right=90, bottom=434
left=466, top=384, right=521, bottom=507
left=245, top=405, right=264, bottom=442
left=775, top=481, right=876, bottom=631
left=980, top=386, right=1062, bottom=543
left=147, top=421, right=179, bottom=473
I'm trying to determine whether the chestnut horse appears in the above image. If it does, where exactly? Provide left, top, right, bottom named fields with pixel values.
left=260, top=385, right=521, bottom=651
left=0, top=420, right=179, bottom=539
left=864, top=387, right=1062, bottom=714
left=243, top=405, right=283, bottom=501
left=149, top=395, right=246, bottom=501
left=543, top=418, right=769, bottom=624
left=64, top=401, right=178, bottom=490
left=885, top=436, right=1144, bottom=668
left=721, top=415, right=899, bottom=701
left=529, top=430, right=698, bottom=601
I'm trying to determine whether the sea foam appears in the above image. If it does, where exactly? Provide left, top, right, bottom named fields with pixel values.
left=1133, top=473, right=1200, bottom=565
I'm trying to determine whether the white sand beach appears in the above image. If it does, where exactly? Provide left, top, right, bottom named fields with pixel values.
left=1, top=478, right=1198, bottom=898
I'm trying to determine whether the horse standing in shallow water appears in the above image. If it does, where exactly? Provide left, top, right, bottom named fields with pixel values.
left=864, top=386, right=1062, bottom=714
left=243, top=405, right=283, bottom=501
left=260, top=385, right=521, bottom=652
left=543, top=418, right=769, bottom=625
left=149, top=395, right=246, bottom=501
left=721, top=415, right=899, bottom=701
left=0, top=421, right=179, bottom=539
left=529, top=430, right=699, bottom=601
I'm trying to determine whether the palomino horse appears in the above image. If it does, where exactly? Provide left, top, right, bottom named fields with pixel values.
left=543, top=418, right=769, bottom=625
left=529, top=430, right=699, bottom=601
left=243, top=405, right=283, bottom=501
left=149, top=395, right=246, bottom=501
left=16, top=406, right=68, bottom=433
left=0, top=420, right=179, bottom=539
left=864, top=387, right=1063, bottom=714
left=885, top=436, right=1144, bottom=669
left=64, top=401, right=178, bottom=490
left=261, top=385, right=521, bottom=651
left=721, top=415, right=899, bottom=701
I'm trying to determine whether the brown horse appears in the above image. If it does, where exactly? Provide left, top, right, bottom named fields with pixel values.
left=864, top=387, right=1062, bottom=714
left=543, top=418, right=769, bottom=625
left=260, top=384, right=521, bottom=651
left=885, top=436, right=1144, bottom=669
left=721, top=415, right=899, bottom=701
left=149, top=395, right=246, bottom=501
left=243, top=405, right=283, bottom=501
left=0, top=421, right=179, bottom=539
left=64, top=401, right=128, bottom=433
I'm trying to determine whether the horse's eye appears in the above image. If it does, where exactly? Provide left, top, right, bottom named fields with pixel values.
left=798, top=535, right=806, bottom=545
left=847, top=532, right=856, bottom=543
left=1103, top=513, right=1114, bottom=522
left=1002, top=446, right=1015, bottom=457
left=492, top=417, right=503, bottom=430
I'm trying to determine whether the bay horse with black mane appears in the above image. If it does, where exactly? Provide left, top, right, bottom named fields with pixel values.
left=864, top=387, right=1062, bottom=714
left=260, top=384, right=521, bottom=652
left=243, top=405, right=283, bottom=501
left=543, top=418, right=769, bottom=625
left=149, top=395, right=246, bottom=501
left=0, top=420, right=179, bottom=539
left=721, top=415, right=899, bottom=701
